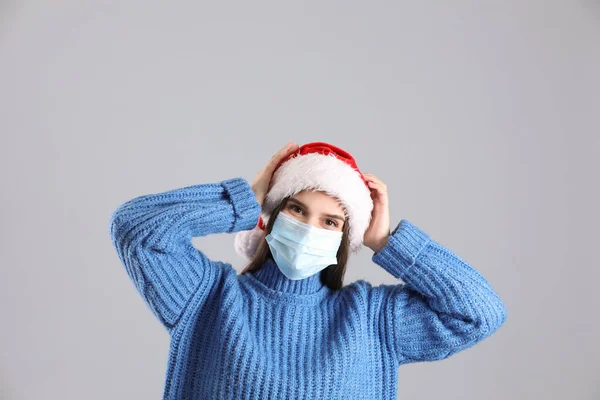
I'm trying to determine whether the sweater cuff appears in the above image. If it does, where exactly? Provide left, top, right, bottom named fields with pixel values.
left=371, top=219, right=431, bottom=279
left=221, top=177, right=262, bottom=233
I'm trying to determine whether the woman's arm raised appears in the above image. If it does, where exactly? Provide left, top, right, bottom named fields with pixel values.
left=108, top=177, right=261, bottom=332
left=370, top=219, right=507, bottom=365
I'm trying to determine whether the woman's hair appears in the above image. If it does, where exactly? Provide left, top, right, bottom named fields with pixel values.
left=240, top=194, right=351, bottom=291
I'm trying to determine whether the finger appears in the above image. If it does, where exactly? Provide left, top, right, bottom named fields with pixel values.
left=367, top=180, right=388, bottom=195
left=280, top=141, right=295, bottom=153
left=363, top=173, right=378, bottom=181
left=363, top=173, right=380, bottom=183
left=365, top=175, right=384, bottom=187
left=270, top=142, right=293, bottom=159
left=364, top=173, right=386, bottom=189
left=279, top=143, right=298, bottom=163
left=367, top=180, right=381, bottom=192
left=284, top=142, right=299, bottom=155
left=269, top=142, right=293, bottom=161
left=268, top=142, right=298, bottom=170
left=367, top=179, right=380, bottom=188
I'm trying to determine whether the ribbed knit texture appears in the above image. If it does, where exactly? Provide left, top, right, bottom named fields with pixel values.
left=109, top=177, right=507, bottom=399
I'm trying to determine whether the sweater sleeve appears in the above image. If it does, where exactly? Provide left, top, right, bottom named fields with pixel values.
left=108, top=177, right=261, bottom=331
left=370, top=219, right=507, bottom=365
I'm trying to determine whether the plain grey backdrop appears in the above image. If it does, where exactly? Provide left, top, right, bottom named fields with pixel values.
left=1, top=1, right=598, bottom=399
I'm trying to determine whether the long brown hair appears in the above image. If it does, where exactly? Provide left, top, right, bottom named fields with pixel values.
left=240, top=193, right=351, bottom=291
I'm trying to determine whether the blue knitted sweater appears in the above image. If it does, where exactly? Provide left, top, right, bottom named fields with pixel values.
left=109, top=177, right=507, bottom=399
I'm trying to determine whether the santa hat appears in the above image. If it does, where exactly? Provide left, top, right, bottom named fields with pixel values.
left=234, top=141, right=374, bottom=260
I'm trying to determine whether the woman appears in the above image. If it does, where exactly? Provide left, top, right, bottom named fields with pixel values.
left=109, top=141, right=507, bottom=399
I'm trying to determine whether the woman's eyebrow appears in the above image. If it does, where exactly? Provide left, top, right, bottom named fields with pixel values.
left=288, top=198, right=345, bottom=222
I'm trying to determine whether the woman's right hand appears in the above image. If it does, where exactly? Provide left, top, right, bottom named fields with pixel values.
left=251, top=141, right=299, bottom=207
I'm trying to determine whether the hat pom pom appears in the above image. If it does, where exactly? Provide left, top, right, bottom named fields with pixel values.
left=234, top=224, right=265, bottom=260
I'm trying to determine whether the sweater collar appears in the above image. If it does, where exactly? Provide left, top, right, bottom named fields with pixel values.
left=250, top=257, right=326, bottom=295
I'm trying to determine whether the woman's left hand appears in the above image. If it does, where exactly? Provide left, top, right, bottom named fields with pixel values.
left=362, top=173, right=391, bottom=253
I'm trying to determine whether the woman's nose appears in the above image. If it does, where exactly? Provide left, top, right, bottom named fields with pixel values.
left=306, top=217, right=322, bottom=229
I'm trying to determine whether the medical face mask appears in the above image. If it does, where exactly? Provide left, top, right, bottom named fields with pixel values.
left=265, top=211, right=343, bottom=281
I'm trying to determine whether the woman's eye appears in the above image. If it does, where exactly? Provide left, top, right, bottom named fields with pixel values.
left=290, top=205, right=302, bottom=213
left=326, top=220, right=338, bottom=227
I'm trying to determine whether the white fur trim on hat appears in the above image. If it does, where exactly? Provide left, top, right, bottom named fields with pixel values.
left=233, top=221, right=265, bottom=261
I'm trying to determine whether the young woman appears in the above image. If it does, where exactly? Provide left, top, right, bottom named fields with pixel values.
left=109, top=141, right=507, bottom=399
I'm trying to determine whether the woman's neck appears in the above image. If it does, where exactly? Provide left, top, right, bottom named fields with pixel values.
left=250, top=257, right=326, bottom=295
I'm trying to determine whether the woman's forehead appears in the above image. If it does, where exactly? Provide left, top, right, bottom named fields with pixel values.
left=291, top=190, right=345, bottom=214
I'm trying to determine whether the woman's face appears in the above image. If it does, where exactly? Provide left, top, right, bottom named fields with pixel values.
left=281, top=190, right=346, bottom=232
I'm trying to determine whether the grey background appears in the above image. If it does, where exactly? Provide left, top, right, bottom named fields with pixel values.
left=1, top=1, right=598, bottom=399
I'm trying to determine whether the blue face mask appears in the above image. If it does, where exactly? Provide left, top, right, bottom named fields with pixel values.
left=265, top=211, right=343, bottom=280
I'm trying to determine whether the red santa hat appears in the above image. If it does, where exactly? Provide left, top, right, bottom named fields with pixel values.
left=234, top=141, right=374, bottom=260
